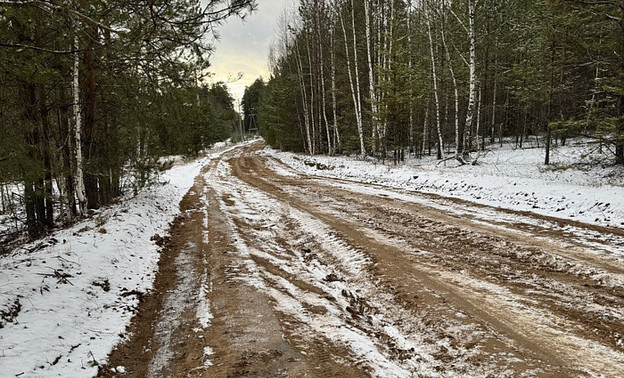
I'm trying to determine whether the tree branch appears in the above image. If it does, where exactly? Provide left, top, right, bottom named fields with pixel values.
left=449, top=8, right=469, bottom=34
left=0, top=0, right=123, bottom=34
left=567, top=0, right=616, bottom=5
left=0, top=42, right=78, bottom=54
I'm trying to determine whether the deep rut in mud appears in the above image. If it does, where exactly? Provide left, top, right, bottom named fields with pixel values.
left=101, top=142, right=624, bottom=377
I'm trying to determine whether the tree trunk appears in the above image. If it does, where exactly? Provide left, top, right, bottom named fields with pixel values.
left=295, top=40, right=312, bottom=155
left=545, top=124, right=552, bottom=165
left=16, top=16, right=44, bottom=238
left=472, top=87, right=483, bottom=164
left=305, top=31, right=316, bottom=155
left=73, top=33, right=87, bottom=215
left=426, top=10, right=444, bottom=160
left=58, top=78, right=76, bottom=219
left=617, top=1, right=624, bottom=164
left=364, top=0, right=379, bottom=154
left=407, top=1, right=414, bottom=154
left=83, top=22, right=100, bottom=210
left=339, top=6, right=365, bottom=157
left=316, top=2, right=332, bottom=155
left=25, top=181, right=38, bottom=239
left=618, top=96, right=624, bottom=164
left=350, top=0, right=366, bottom=157
left=422, top=100, right=429, bottom=158
left=491, top=54, right=498, bottom=144
left=462, top=0, right=477, bottom=160
left=330, top=24, right=341, bottom=153
left=441, top=24, right=460, bottom=161
left=39, top=86, right=54, bottom=229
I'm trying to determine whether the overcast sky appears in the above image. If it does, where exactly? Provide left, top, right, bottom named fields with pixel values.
left=207, top=0, right=290, bottom=105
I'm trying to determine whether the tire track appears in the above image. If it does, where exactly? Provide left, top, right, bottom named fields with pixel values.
left=230, top=142, right=624, bottom=377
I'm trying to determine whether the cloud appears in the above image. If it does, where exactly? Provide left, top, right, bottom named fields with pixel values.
left=207, top=0, right=290, bottom=103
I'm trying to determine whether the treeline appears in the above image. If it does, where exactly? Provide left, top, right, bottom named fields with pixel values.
left=253, top=0, right=624, bottom=166
left=0, top=0, right=253, bottom=239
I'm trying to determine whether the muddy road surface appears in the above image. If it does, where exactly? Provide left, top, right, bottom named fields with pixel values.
left=101, top=142, right=624, bottom=377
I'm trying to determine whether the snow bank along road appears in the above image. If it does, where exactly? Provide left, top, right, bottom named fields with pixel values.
left=102, top=141, right=624, bottom=377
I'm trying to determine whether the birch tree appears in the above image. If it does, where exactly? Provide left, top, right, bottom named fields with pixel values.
left=462, top=0, right=477, bottom=162
left=425, top=3, right=445, bottom=160
left=72, top=27, right=87, bottom=215
left=0, top=0, right=254, bottom=239
left=256, top=0, right=624, bottom=167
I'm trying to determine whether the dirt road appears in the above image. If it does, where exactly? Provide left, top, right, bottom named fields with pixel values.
left=101, top=142, right=624, bottom=377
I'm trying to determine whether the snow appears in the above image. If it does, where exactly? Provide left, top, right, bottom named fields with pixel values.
left=202, top=346, right=214, bottom=367
left=0, top=143, right=240, bottom=377
left=196, top=270, right=213, bottom=330
left=264, top=139, right=624, bottom=229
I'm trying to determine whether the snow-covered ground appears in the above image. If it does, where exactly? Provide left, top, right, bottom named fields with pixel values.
left=0, top=143, right=238, bottom=377
left=0, top=141, right=235, bottom=251
left=264, top=139, right=624, bottom=228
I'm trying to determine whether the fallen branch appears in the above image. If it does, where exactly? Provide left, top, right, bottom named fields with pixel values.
left=37, top=269, right=74, bottom=286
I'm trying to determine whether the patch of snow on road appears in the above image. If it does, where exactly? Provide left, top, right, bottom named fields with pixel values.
left=203, top=346, right=214, bottom=367
left=196, top=269, right=213, bottom=329
left=147, top=241, right=201, bottom=377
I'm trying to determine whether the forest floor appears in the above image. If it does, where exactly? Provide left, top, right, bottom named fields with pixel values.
left=97, top=141, right=624, bottom=377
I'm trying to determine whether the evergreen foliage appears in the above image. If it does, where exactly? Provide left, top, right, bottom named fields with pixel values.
left=242, top=78, right=265, bottom=132
left=257, top=0, right=624, bottom=166
left=0, top=0, right=254, bottom=239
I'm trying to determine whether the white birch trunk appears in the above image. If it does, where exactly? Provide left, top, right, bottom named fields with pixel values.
left=491, top=54, right=497, bottom=143
left=375, top=1, right=381, bottom=142
left=317, top=2, right=332, bottom=155
left=330, top=23, right=341, bottom=152
left=295, top=40, right=313, bottom=154
left=305, top=32, right=316, bottom=155
left=407, top=1, right=414, bottom=152
left=383, top=0, right=394, bottom=144
left=72, top=33, right=87, bottom=214
left=473, top=86, right=483, bottom=164
left=463, top=0, right=477, bottom=158
left=441, top=27, right=460, bottom=161
left=364, top=0, right=379, bottom=154
left=339, top=6, right=365, bottom=157
left=426, top=11, right=445, bottom=160
left=319, top=42, right=332, bottom=155
left=381, top=1, right=388, bottom=145
left=350, top=0, right=366, bottom=157
left=476, top=87, right=482, bottom=150
left=422, top=103, right=429, bottom=156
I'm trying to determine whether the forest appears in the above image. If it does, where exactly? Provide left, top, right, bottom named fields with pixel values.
left=248, top=0, right=624, bottom=167
left=5, top=0, right=623, bottom=243
left=0, top=0, right=254, bottom=241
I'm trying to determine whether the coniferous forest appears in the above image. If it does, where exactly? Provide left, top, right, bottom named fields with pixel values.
left=250, top=0, right=624, bottom=167
left=0, top=0, right=254, bottom=241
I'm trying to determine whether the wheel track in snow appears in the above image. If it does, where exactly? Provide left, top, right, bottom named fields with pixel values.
left=213, top=174, right=435, bottom=376
left=230, top=153, right=559, bottom=376
left=229, top=141, right=624, bottom=377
